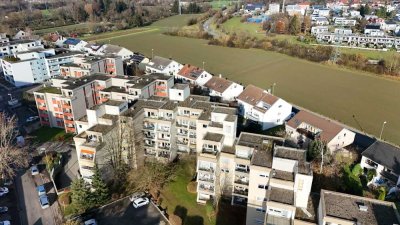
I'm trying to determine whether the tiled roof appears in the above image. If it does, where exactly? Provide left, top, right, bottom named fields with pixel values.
left=204, top=76, right=233, bottom=94
left=177, top=64, right=204, bottom=80
left=286, top=110, right=344, bottom=143
left=362, top=140, right=400, bottom=174
left=147, top=56, right=173, bottom=70
left=237, top=85, right=278, bottom=108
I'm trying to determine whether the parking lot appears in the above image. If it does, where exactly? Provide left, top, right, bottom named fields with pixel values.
left=94, top=197, right=169, bottom=225
left=0, top=183, right=20, bottom=225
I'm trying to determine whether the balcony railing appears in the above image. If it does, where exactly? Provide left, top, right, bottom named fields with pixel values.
left=177, top=132, right=188, bottom=137
left=144, top=142, right=155, bottom=147
left=189, top=134, right=197, bottom=138
left=158, top=152, right=170, bottom=158
left=143, top=124, right=155, bottom=130
left=202, top=148, right=217, bottom=155
left=158, top=145, right=170, bottom=150
left=198, top=176, right=214, bottom=183
left=235, top=167, right=250, bottom=173
left=145, top=150, right=157, bottom=156
left=198, top=167, right=215, bottom=173
left=144, top=134, right=155, bottom=139
left=80, top=154, right=94, bottom=161
left=234, top=179, right=249, bottom=185
left=198, top=184, right=214, bottom=193
left=189, top=125, right=196, bottom=130
left=233, top=188, right=248, bottom=196
left=177, top=140, right=188, bottom=145
left=157, top=127, right=170, bottom=132
left=176, top=123, right=187, bottom=128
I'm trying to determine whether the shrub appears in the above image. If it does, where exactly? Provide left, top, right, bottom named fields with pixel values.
left=187, top=17, right=198, bottom=26
left=352, top=164, right=363, bottom=177
left=59, top=192, right=71, bottom=206
left=367, top=169, right=377, bottom=181
left=378, top=186, right=386, bottom=200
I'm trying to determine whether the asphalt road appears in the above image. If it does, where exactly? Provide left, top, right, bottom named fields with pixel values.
left=95, top=197, right=169, bottom=225
left=16, top=167, right=57, bottom=225
left=0, top=183, right=20, bottom=225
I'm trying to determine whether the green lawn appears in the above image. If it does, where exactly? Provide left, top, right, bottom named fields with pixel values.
left=33, top=23, right=95, bottom=35
left=31, top=127, right=66, bottom=143
left=160, top=158, right=216, bottom=225
left=222, top=17, right=263, bottom=36
left=84, top=14, right=400, bottom=145
left=209, top=0, right=239, bottom=8
left=82, top=28, right=154, bottom=42
left=339, top=47, right=394, bottom=60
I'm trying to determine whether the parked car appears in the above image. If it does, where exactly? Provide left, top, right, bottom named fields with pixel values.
left=0, top=220, right=10, bottom=225
left=39, top=194, right=49, bottom=209
left=26, top=116, right=39, bottom=123
left=0, top=207, right=8, bottom=213
left=31, top=165, right=39, bottom=176
left=0, top=187, right=9, bottom=197
left=132, top=197, right=149, bottom=208
left=37, top=185, right=46, bottom=196
left=84, top=219, right=98, bottom=225
left=2, top=179, right=12, bottom=186
left=129, top=192, right=146, bottom=202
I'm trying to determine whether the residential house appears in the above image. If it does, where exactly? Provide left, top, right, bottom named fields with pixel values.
left=268, top=3, right=280, bottom=14
left=204, top=76, right=244, bottom=102
left=244, top=3, right=266, bottom=14
left=175, top=64, right=213, bottom=86
left=311, top=26, right=329, bottom=35
left=286, top=110, right=355, bottom=152
left=311, top=16, right=330, bottom=26
left=334, top=28, right=352, bottom=34
left=360, top=140, right=400, bottom=188
left=318, top=189, right=400, bottom=225
left=99, top=44, right=134, bottom=60
left=145, top=56, right=183, bottom=76
left=63, top=38, right=88, bottom=52
left=285, top=5, right=305, bottom=16
left=0, top=39, right=44, bottom=57
left=237, top=85, right=292, bottom=130
left=365, top=24, right=385, bottom=36
left=333, top=17, right=357, bottom=26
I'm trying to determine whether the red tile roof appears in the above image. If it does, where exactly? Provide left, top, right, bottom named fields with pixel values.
left=177, top=64, right=204, bottom=81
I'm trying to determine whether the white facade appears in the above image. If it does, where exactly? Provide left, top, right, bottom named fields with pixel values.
left=334, top=17, right=357, bottom=26
left=169, top=84, right=190, bottom=102
left=0, top=40, right=43, bottom=57
left=365, top=28, right=385, bottom=37
left=45, top=52, right=83, bottom=78
left=268, top=3, right=280, bottom=14
left=311, top=26, right=329, bottom=35
left=285, top=5, right=305, bottom=16
left=334, top=28, right=352, bottom=35
left=145, top=56, right=183, bottom=76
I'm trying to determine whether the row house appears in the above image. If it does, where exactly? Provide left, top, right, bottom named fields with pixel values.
left=175, top=64, right=213, bottom=87
left=1, top=48, right=55, bottom=87
left=333, top=17, right=357, bottom=26
left=74, top=99, right=128, bottom=182
left=286, top=110, right=356, bottom=152
left=0, top=39, right=43, bottom=57
left=311, top=26, right=329, bottom=35
left=237, top=85, right=292, bottom=130
left=145, top=56, right=183, bottom=76
left=315, top=33, right=400, bottom=50
left=204, top=75, right=244, bottom=102
left=84, top=43, right=134, bottom=60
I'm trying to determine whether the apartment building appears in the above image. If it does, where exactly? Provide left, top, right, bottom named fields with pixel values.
left=333, top=17, right=357, bottom=26
left=175, top=64, right=213, bottom=86
left=45, top=51, right=84, bottom=78
left=204, top=76, right=244, bottom=102
left=0, top=39, right=43, bottom=57
left=318, top=189, right=400, bottom=225
left=60, top=55, right=124, bottom=77
left=1, top=48, right=55, bottom=87
left=286, top=110, right=355, bottom=152
left=237, top=85, right=292, bottom=130
left=74, top=100, right=129, bottom=181
left=145, top=56, right=183, bottom=76
left=311, top=26, right=329, bottom=35
left=33, top=74, right=111, bottom=133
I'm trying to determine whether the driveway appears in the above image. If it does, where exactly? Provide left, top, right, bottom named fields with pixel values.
left=95, top=197, right=169, bottom=225
left=16, top=166, right=59, bottom=225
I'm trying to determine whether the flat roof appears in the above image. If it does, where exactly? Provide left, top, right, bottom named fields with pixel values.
left=268, top=188, right=294, bottom=205
left=36, top=86, right=62, bottom=94
left=251, top=149, right=273, bottom=168
left=87, top=124, right=114, bottom=134
left=101, top=86, right=127, bottom=94
left=274, top=147, right=306, bottom=162
left=203, top=132, right=224, bottom=142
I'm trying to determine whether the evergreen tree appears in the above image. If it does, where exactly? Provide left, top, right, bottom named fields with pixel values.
left=91, top=165, right=110, bottom=206
left=172, top=0, right=179, bottom=14
left=288, top=15, right=301, bottom=35
left=70, top=178, right=91, bottom=212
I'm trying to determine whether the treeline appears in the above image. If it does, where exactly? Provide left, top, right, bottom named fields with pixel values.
left=0, top=0, right=174, bottom=34
left=208, top=33, right=333, bottom=62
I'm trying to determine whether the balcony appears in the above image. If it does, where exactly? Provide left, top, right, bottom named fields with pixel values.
left=144, top=142, right=155, bottom=147
left=66, top=127, right=76, bottom=133
left=145, top=149, right=157, bottom=156
left=39, top=113, right=49, bottom=118
left=41, top=120, right=50, bottom=126
left=177, top=146, right=189, bottom=153
left=38, top=106, right=47, bottom=111
left=198, top=184, right=214, bottom=194
left=233, top=187, right=248, bottom=196
left=62, top=104, right=71, bottom=109
left=158, top=151, right=170, bottom=158
left=189, top=134, right=197, bottom=139
left=198, top=167, right=215, bottom=173
left=189, top=125, right=196, bottom=130
left=80, top=154, right=94, bottom=161
left=36, top=98, right=45, bottom=104
left=202, top=148, right=217, bottom=155
left=198, top=175, right=214, bottom=183
left=245, top=112, right=259, bottom=121
left=64, top=119, right=74, bottom=124
left=234, top=178, right=249, bottom=185
left=158, top=136, right=170, bottom=141
left=176, top=123, right=187, bottom=128
left=64, top=112, right=73, bottom=117
left=144, top=133, right=155, bottom=139
left=157, top=127, right=170, bottom=132
left=177, top=132, right=188, bottom=137
left=177, top=139, right=188, bottom=145
left=158, top=145, right=170, bottom=150
left=235, top=167, right=250, bottom=174
left=143, top=124, right=155, bottom=130
left=156, top=85, right=167, bottom=90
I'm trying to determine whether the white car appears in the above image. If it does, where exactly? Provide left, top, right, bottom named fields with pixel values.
left=84, top=219, right=98, bottom=225
left=132, top=197, right=149, bottom=208
left=31, top=165, right=39, bottom=176
left=129, top=192, right=146, bottom=202
left=0, top=221, right=10, bottom=225
left=0, top=206, right=8, bottom=213
left=0, top=187, right=9, bottom=197
left=26, top=116, right=39, bottom=123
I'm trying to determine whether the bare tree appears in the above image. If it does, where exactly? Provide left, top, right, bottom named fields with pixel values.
left=0, top=113, right=28, bottom=180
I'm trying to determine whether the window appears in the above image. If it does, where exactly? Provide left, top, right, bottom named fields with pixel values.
left=256, top=208, right=266, bottom=213
left=79, top=125, right=82, bottom=128
left=178, top=92, right=182, bottom=96
left=258, top=184, right=268, bottom=189
left=203, top=124, right=207, bottom=128
left=221, top=168, right=229, bottom=173
left=254, top=219, right=264, bottom=224
left=259, top=173, right=268, bottom=177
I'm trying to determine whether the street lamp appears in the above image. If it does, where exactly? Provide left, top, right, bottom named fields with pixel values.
left=202, top=61, right=205, bottom=70
left=151, top=49, right=154, bottom=59
left=379, top=121, right=387, bottom=139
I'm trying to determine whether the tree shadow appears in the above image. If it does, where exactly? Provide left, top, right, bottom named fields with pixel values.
left=173, top=205, right=204, bottom=225
left=216, top=197, right=246, bottom=225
